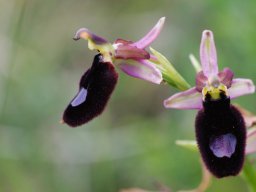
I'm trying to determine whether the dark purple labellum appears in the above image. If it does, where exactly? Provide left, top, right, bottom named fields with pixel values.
left=195, top=96, right=246, bottom=178
left=63, top=54, right=118, bottom=127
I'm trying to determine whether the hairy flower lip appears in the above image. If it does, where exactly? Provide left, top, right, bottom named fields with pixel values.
left=176, top=104, right=256, bottom=156
left=62, top=54, right=118, bottom=127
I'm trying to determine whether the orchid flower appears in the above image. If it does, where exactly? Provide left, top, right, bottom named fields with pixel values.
left=164, top=30, right=255, bottom=178
left=73, top=17, right=165, bottom=84
left=62, top=18, right=165, bottom=127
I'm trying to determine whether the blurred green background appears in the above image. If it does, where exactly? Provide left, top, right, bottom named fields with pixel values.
left=0, top=0, right=256, bottom=191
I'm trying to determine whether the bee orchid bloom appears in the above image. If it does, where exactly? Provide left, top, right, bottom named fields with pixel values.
left=73, top=17, right=165, bottom=84
left=164, top=30, right=255, bottom=178
left=62, top=18, right=165, bottom=127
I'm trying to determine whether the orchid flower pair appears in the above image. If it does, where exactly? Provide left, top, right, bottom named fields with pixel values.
left=62, top=18, right=166, bottom=127
left=62, top=17, right=256, bottom=179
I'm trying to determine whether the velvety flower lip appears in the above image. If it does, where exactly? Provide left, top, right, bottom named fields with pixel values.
left=164, top=30, right=255, bottom=109
left=175, top=105, right=256, bottom=189
left=62, top=54, right=118, bottom=127
left=73, top=17, right=166, bottom=84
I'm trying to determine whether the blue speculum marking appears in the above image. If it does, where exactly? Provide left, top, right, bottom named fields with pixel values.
left=209, top=133, right=237, bottom=158
left=71, top=88, right=88, bottom=107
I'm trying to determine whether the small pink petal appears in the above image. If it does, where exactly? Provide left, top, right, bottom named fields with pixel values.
left=164, top=87, right=202, bottom=109
left=200, top=30, right=218, bottom=78
left=119, top=59, right=162, bottom=84
left=132, top=17, right=165, bottom=49
left=114, top=39, right=133, bottom=45
left=218, top=68, right=234, bottom=88
left=229, top=78, right=255, bottom=99
left=246, top=128, right=256, bottom=155
left=73, top=28, right=108, bottom=44
left=196, top=71, right=208, bottom=92
left=115, top=44, right=150, bottom=60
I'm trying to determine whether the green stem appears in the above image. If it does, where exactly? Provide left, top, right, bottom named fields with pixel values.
left=242, top=158, right=256, bottom=192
